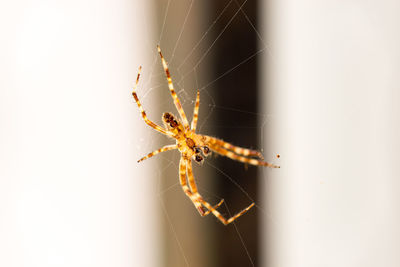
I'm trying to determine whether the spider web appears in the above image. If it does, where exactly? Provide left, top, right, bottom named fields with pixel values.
left=134, top=1, right=281, bottom=266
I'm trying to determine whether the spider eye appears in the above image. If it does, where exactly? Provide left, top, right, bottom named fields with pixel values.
left=195, top=155, right=203, bottom=163
left=194, top=147, right=201, bottom=154
left=203, top=146, right=210, bottom=154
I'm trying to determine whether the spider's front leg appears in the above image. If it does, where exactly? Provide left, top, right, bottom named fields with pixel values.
left=199, top=135, right=280, bottom=168
left=186, top=159, right=255, bottom=225
left=200, top=135, right=265, bottom=159
left=186, top=159, right=225, bottom=216
left=199, top=199, right=225, bottom=216
left=210, top=144, right=280, bottom=168
left=178, top=157, right=204, bottom=213
left=178, top=157, right=224, bottom=217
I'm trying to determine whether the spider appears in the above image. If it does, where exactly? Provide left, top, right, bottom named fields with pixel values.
left=132, top=45, right=279, bottom=225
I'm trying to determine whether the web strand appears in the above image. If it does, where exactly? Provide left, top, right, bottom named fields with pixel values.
left=176, top=0, right=234, bottom=74
left=189, top=0, right=248, bottom=72
left=170, top=0, right=195, bottom=65
left=225, top=204, right=255, bottom=267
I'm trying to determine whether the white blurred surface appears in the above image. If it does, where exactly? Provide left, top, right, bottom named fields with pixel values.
left=0, top=1, right=159, bottom=266
left=262, top=1, right=400, bottom=266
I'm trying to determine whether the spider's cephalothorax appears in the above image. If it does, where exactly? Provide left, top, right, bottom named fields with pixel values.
left=132, top=45, right=280, bottom=225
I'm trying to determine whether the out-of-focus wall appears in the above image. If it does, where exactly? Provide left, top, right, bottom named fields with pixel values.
left=262, top=1, right=400, bottom=267
left=0, top=1, right=159, bottom=266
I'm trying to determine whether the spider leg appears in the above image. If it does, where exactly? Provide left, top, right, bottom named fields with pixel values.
left=208, top=144, right=280, bottom=168
left=186, top=159, right=224, bottom=216
left=201, top=135, right=264, bottom=159
left=202, top=199, right=224, bottom=216
left=179, top=157, right=208, bottom=215
left=157, top=45, right=190, bottom=129
left=137, top=144, right=178, bottom=163
left=190, top=91, right=200, bottom=132
left=186, top=159, right=255, bottom=225
left=132, top=66, right=173, bottom=137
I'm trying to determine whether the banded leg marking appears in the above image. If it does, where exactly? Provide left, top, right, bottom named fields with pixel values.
left=186, top=160, right=255, bottom=225
left=191, top=91, right=200, bottom=132
left=179, top=158, right=204, bottom=214
left=209, top=144, right=280, bottom=168
left=137, top=144, right=178, bottom=163
left=201, top=135, right=264, bottom=159
left=186, top=159, right=224, bottom=216
left=132, top=66, right=172, bottom=137
left=157, top=45, right=190, bottom=129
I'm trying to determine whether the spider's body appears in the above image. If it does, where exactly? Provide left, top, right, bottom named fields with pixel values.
left=162, top=112, right=208, bottom=164
left=132, top=45, right=279, bottom=225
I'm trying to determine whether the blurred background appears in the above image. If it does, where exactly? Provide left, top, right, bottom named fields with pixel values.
left=1, top=0, right=400, bottom=267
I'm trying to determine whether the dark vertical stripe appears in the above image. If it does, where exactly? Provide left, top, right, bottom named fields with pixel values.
left=211, top=0, right=260, bottom=266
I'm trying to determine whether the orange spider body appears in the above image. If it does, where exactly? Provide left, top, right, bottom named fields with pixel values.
left=163, top=112, right=207, bottom=163
left=132, top=45, right=279, bottom=225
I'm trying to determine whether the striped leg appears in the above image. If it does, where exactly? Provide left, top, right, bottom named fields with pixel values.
left=190, top=91, right=200, bottom=132
left=157, top=45, right=190, bottom=129
left=186, top=159, right=224, bottom=216
left=132, top=66, right=173, bottom=137
left=209, top=144, right=280, bottom=168
left=179, top=157, right=204, bottom=214
left=186, top=160, right=255, bottom=225
left=202, top=199, right=225, bottom=216
left=201, top=135, right=264, bottom=159
left=137, top=144, right=178, bottom=163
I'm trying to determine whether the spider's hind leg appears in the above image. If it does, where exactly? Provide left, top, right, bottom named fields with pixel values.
left=137, top=144, right=177, bottom=163
left=190, top=91, right=200, bottom=132
left=157, top=45, right=190, bottom=129
left=132, top=66, right=173, bottom=137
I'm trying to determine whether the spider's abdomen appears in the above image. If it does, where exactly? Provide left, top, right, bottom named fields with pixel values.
left=163, top=112, right=178, bottom=127
left=162, top=112, right=184, bottom=134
